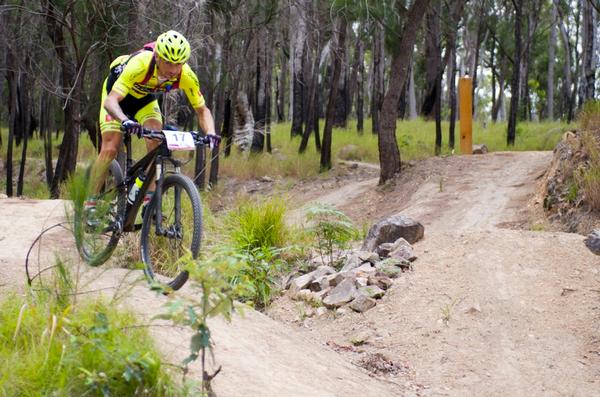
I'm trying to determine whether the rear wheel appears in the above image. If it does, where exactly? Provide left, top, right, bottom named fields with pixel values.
left=140, top=174, right=202, bottom=290
left=77, top=160, right=125, bottom=267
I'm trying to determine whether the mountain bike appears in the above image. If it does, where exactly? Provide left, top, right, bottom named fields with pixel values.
left=75, top=127, right=218, bottom=290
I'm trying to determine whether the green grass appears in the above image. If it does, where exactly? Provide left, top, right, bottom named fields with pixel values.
left=0, top=292, right=183, bottom=396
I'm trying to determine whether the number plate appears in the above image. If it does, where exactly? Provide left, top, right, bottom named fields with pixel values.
left=163, top=130, right=195, bottom=151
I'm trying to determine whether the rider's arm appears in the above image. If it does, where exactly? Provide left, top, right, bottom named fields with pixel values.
left=103, top=53, right=149, bottom=123
left=180, top=65, right=216, bottom=135
left=195, top=105, right=217, bottom=136
left=104, top=90, right=129, bottom=123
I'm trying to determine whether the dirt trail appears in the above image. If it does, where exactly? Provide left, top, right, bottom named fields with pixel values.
left=1, top=151, right=599, bottom=396
left=0, top=200, right=398, bottom=396
left=271, top=151, right=600, bottom=396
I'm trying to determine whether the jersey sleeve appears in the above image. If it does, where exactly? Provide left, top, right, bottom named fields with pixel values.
left=179, top=65, right=206, bottom=109
left=111, top=53, right=149, bottom=96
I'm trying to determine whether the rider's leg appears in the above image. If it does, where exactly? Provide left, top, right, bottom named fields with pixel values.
left=90, top=130, right=122, bottom=194
left=90, top=79, right=125, bottom=198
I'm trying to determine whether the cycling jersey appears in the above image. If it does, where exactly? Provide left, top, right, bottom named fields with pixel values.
left=109, top=50, right=205, bottom=108
left=99, top=49, right=206, bottom=134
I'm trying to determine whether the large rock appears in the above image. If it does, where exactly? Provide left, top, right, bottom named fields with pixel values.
left=584, top=230, right=600, bottom=255
left=349, top=295, right=377, bottom=313
left=340, top=253, right=362, bottom=272
left=362, top=214, right=424, bottom=252
left=358, top=285, right=385, bottom=299
left=289, top=266, right=336, bottom=294
left=323, top=278, right=358, bottom=308
left=389, top=244, right=416, bottom=262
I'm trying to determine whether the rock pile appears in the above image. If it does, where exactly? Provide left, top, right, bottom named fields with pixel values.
left=287, top=215, right=423, bottom=313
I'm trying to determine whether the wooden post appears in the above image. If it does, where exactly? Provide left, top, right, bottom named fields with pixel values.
left=459, top=76, right=472, bottom=154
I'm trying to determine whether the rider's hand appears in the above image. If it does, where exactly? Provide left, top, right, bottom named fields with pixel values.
left=121, top=119, right=142, bottom=137
left=207, top=134, right=221, bottom=150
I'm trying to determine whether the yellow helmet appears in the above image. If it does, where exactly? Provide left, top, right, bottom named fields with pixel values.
left=155, top=30, right=190, bottom=64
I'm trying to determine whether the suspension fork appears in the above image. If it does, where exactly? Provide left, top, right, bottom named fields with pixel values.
left=153, top=156, right=184, bottom=238
left=154, top=155, right=164, bottom=235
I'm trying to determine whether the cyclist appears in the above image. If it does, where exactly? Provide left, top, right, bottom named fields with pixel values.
left=86, top=30, right=220, bottom=214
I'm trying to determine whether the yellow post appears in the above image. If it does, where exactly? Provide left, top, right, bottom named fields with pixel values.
left=459, top=76, right=472, bottom=154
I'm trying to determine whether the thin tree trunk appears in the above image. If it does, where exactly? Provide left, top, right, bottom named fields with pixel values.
left=371, top=22, right=385, bottom=135
left=379, top=0, right=430, bottom=184
left=252, top=27, right=269, bottom=152
left=555, top=0, right=573, bottom=120
left=5, top=51, right=17, bottom=197
left=408, top=60, right=417, bottom=119
left=320, top=18, right=347, bottom=171
left=421, top=4, right=441, bottom=119
left=356, top=39, right=365, bottom=133
left=507, top=0, right=522, bottom=146
left=448, top=46, right=457, bottom=149
left=290, top=0, right=307, bottom=136
left=581, top=0, right=596, bottom=102
left=547, top=2, right=557, bottom=120
left=41, top=91, right=54, bottom=187
left=17, top=71, right=33, bottom=197
left=299, top=39, right=321, bottom=153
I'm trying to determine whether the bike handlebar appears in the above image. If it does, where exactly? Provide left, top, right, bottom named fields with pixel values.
left=125, top=127, right=218, bottom=146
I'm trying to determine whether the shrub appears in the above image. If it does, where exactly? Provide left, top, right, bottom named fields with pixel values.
left=305, top=203, right=359, bottom=267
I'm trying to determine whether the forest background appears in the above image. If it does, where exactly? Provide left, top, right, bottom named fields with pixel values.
left=0, top=0, right=598, bottom=198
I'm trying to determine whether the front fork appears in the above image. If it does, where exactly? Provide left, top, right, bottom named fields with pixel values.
left=153, top=156, right=182, bottom=238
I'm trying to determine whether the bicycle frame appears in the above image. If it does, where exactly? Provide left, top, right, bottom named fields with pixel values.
left=120, top=133, right=184, bottom=233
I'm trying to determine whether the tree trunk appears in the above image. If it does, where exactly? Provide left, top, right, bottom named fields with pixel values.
left=507, top=0, right=522, bottom=146
left=44, top=0, right=80, bottom=198
left=371, top=22, right=385, bottom=135
left=421, top=4, right=441, bottom=119
left=290, top=0, right=307, bottom=137
left=252, top=27, right=269, bottom=152
left=299, top=39, right=322, bottom=153
left=356, top=38, right=365, bottom=133
left=581, top=0, right=596, bottom=102
left=556, top=0, right=573, bottom=121
left=379, top=0, right=430, bottom=184
left=408, top=60, right=417, bottom=120
left=5, top=51, right=17, bottom=197
left=320, top=18, right=347, bottom=171
left=547, top=2, right=557, bottom=120
left=448, top=45, right=457, bottom=149
left=41, top=91, right=54, bottom=187
left=17, top=70, right=33, bottom=197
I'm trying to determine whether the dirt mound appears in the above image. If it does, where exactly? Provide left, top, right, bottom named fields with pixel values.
left=541, top=130, right=600, bottom=234
left=269, top=151, right=600, bottom=396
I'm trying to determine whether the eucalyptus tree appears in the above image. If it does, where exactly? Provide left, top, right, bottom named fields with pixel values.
left=507, top=0, right=522, bottom=145
left=379, top=0, right=430, bottom=183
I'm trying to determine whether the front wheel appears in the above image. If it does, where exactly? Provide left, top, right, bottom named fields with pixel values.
left=140, top=174, right=202, bottom=290
left=77, top=160, right=126, bottom=267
